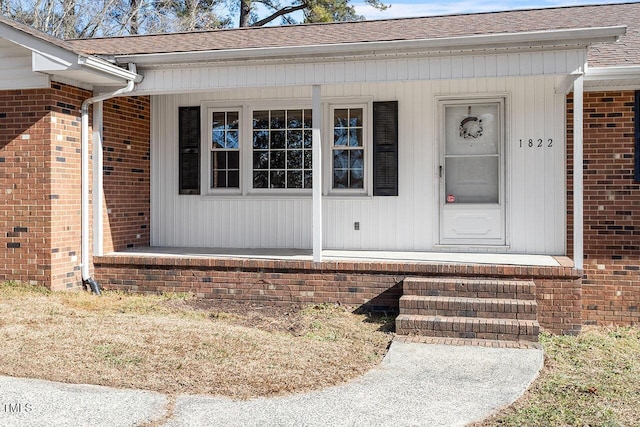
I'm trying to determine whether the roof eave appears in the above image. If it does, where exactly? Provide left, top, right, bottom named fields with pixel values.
left=113, top=26, right=627, bottom=66
left=0, top=19, right=142, bottom=87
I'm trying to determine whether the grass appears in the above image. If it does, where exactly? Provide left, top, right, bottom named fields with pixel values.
left=0, top=282, right=393, bottom=399
left=477, top=326, right=640, bottom=426
left=3, top=280, right=639, bottom=424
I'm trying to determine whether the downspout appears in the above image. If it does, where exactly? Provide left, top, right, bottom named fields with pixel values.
left=80, top=63, right=138, bottom=295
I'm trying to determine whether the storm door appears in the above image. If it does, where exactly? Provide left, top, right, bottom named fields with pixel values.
left=439, top=99, right=506, bottom=245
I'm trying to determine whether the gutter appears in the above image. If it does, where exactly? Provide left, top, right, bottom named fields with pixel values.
left=114, top=26, right=626, bottom=66
left=80, top=63, right=139, bottom=295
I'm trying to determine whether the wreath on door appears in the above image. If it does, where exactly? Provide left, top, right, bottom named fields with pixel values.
left=459, top=106, right=483, bottom=139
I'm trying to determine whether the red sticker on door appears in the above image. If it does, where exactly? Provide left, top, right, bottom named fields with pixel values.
left=447, top=194, right=456, bottom=203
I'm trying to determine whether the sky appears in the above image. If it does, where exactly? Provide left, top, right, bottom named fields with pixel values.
left=351, top=0, right=631, bottom=20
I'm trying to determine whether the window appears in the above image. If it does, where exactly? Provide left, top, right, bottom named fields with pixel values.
left=179, top=100, right=398, bottom=196
left=332, top=107, right=365, bottom=190
left=210, top=110, right=240, bottom=189
left=252, top=109, right=313, bottom=189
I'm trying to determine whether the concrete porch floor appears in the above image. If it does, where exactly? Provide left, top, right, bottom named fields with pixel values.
left=110, top=247, right=569, bottom=268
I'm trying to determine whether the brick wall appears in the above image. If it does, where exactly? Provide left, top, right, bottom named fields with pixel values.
left=49, top=83, right=92, bottom=290
left=568, top=90, right=640, bottom=325
left=0, top=83, right=150, bottom=290
left=101, top=96, right=150, bottom=252
left=94, top=254, right=581, bottom=333
left=0, top=88, right=53, bottom=287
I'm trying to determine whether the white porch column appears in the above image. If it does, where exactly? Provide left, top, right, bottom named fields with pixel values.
left=92, top=101, right=104, bottom=256
left=573, top=75, right=584, bottom=270
left=312, top=85, right=322, bottom=262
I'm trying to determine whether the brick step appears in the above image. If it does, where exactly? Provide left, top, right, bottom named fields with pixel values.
left=403, top=277, right=536, bottom=300
left=396, top=314, right=539, bottom=342
left=399, top=295, right=537, bottom=320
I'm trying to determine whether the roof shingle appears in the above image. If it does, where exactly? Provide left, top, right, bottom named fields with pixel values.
left=65, top=3, right=640, bottom=67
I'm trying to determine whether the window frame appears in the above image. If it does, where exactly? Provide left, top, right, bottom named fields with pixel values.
left=327, top=102, right=372, bottom=196
left=248, top=105, right=314, bottom=194
left=202, top=106, right=243, bottom=196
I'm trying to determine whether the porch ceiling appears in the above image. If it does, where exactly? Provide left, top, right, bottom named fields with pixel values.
left=108, top=247, right=566, bottom=267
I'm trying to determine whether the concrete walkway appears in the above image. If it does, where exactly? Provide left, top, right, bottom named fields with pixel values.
left=0, top=341, right=543, bottom=427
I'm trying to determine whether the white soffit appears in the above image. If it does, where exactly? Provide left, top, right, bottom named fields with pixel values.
left=0, top=21, right=141, bottom=88
left=584, top=65, right=640, bottom=90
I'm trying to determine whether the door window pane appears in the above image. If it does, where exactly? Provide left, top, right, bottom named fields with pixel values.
left=445, top=155, right=499, bottom=203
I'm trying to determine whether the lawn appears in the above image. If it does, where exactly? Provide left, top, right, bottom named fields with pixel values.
left=2, top=281, right=639, bottom=426
left=477, top=326, right=640, bottom=426
left=0, top=281, right=393, bottom=399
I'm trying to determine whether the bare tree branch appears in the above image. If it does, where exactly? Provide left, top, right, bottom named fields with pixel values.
left=251, top=2, right=306, bottom=26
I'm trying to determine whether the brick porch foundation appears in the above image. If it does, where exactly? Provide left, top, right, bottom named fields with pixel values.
left=94, top=253, right=581, bottom=334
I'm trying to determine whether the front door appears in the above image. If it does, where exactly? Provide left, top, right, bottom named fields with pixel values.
left=439, top=98, right=505, bottom=245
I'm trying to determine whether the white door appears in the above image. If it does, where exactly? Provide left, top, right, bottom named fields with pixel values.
left=439, top=99, right=505, bottom=245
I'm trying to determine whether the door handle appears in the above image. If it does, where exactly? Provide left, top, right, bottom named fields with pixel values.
left=439, top=165, right=443, bottom=178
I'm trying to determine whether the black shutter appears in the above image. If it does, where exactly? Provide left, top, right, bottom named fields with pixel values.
left=373, top=101, right=399, bottom=196
left=635, top=91, right=640, bottom=183
left=178, top=106, right=201, bottom=194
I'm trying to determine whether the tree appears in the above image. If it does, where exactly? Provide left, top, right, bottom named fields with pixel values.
left=239, top=0, right=388, bottom=27
left=0, top=0, right=389, bottom=38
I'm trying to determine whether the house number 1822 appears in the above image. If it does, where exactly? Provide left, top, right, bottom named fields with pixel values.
left=519, top=138, right=553, bottom=148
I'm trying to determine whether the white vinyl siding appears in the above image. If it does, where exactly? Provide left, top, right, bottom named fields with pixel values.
left=151, top=75, right=566, bottom=254
left=136, top=50, right=586, bottom=95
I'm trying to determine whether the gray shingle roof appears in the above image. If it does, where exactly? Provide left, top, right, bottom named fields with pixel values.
left=65, top=3, right=640, bottom=67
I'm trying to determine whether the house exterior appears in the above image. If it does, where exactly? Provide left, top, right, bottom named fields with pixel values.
left=1, top=3, right=639, bottom=336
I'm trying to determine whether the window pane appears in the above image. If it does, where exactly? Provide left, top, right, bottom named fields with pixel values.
left=271, top=131, right=285, bottom=149
left=227, top=112, right=239, bottom=129
left=253, top=151, right=268, bottom=169
left=349, top=128, right=362, bottom=147
left=212, top=151, right=227, bottom=169
left=270, top=171, right=285, bottom=188
left=212, top=112, right=226, bottom=130
left=228, top=171, right=239, bottom=188
left=253, top=111, right=269, bottom=129
left=445, top=104, right=499, bottom=156
left=288, top=150, right=302, bottom=169
left=212, top=131, right=224, bottom=149
left=214, top=170, right=227, bottom=188
left=350, top=149, right=364, bottom=169
left=253, top=171, right=268, bottom=188
left=287, top=110, right=303, bottom=128
left=445, top=156, right=499, bottom=203
left=303, top=109, right=313, bottom=128
left=333, top=149, right=348, bottom=169
left=304, top=171, right=313, bottom=188
left=226, top=131, right=239, bottom=149
left=228, top=151, right=240, bottom=169
left=287, top=130, right=303, bottom=149
left=333, top=169, right=348, bottom=188
left=350, top=169, right=364, bottom=188
left=334, top=109, right=349, bottom=128
left=287, top=170, right=302, bottom=188
left=304, top=130, right=312, bottom=148
left=253, top=131, right=269, bottom=149
left=350, top=108, right=363, bottom=127
left=271, top=110, right=285, bottom=129
left=270, top=150, right=285, bottom=169
left=334, top=128, right=348, bottom=146
left=304, top=150, right=312, bottom=169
